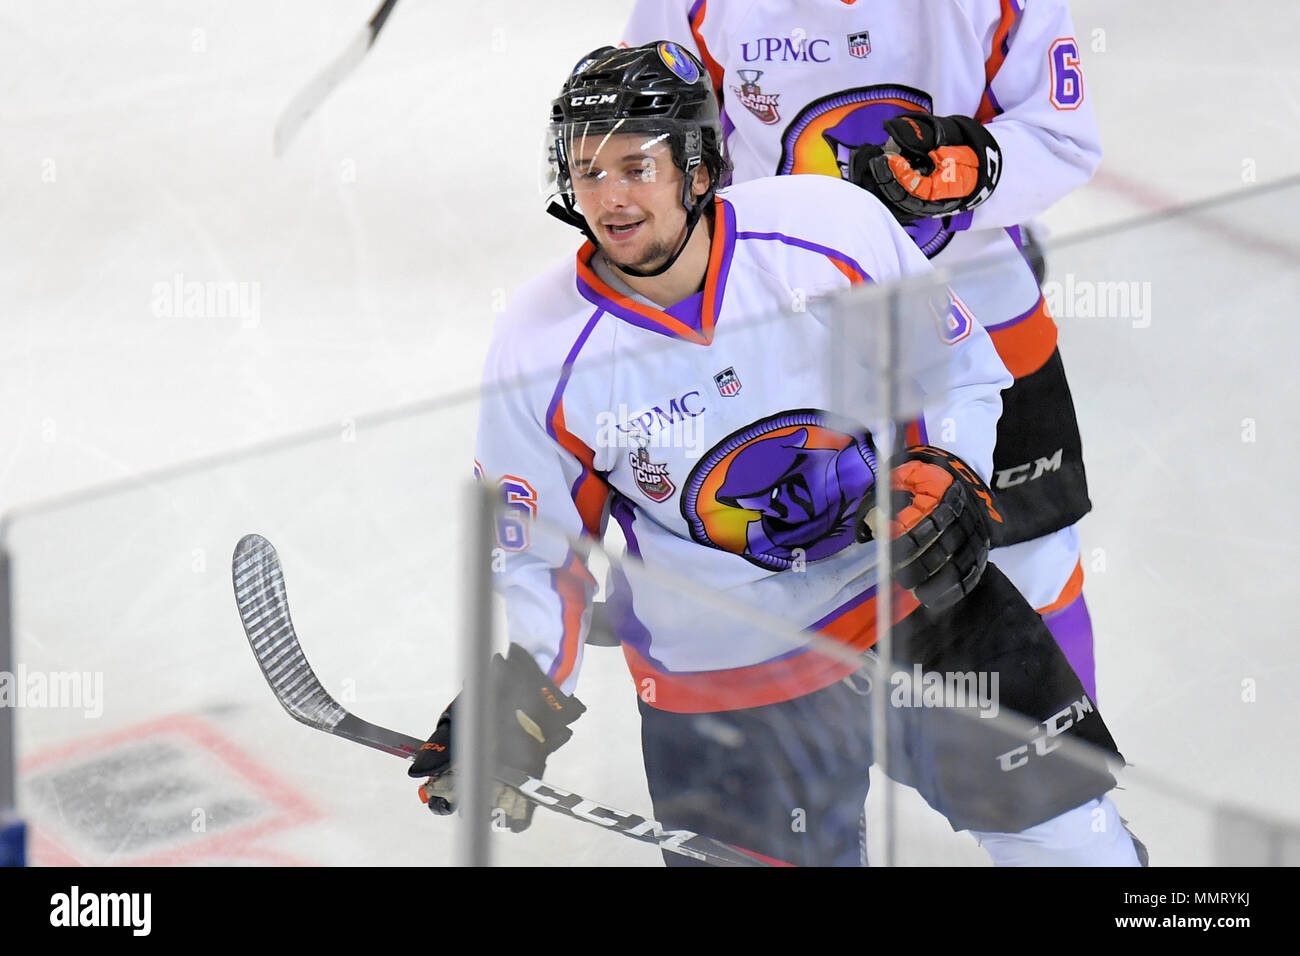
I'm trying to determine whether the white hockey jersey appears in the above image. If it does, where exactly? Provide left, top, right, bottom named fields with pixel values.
left=622, top=0, right=1100, bottom=251
left=623, top=0, right=1101, bottom=609
left=475, top=175, right=1011, bottom=713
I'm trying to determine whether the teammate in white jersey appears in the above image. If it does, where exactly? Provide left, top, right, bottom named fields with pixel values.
left=408, top=42, right=1141, bottom=866
left=622, top=0, right=1103, bottom=701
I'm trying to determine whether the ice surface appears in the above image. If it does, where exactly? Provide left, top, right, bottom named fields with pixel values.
left=3, top=1, right=1299, bottom=865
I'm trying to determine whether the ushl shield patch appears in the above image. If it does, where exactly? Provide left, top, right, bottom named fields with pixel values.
left=848, top=31, right=871, bottom=59
left=714, top=367, right=742, bottom=397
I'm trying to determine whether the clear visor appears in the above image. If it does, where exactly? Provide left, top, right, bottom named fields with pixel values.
left=540, top=118, right=686, bottom=213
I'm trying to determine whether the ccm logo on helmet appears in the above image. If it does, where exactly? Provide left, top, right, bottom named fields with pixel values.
left=571, top=94, right=618, bottom=106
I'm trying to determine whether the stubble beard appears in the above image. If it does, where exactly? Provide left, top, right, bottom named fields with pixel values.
left=604, top=223, right=688, bottom=276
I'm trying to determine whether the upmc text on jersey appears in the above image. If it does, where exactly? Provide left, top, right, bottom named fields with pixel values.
left=594, top=395, right=708, bottom=458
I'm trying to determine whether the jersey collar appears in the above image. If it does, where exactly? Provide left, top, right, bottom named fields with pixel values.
left=574, top=196, right=737, bottom=346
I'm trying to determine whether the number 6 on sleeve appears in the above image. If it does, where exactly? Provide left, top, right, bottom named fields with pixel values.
left=1050, top=38, right=1084, bottom=110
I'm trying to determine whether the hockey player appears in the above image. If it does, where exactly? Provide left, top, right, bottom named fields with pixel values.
left=409, top=42, right=1141, bottom=866
left=622, top=0, right=1104, bottom=701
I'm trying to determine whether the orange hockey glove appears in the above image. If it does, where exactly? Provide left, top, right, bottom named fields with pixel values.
left=848, top=113, right=1002, bottom=224
left=856, top=445, right=1003, bottom=611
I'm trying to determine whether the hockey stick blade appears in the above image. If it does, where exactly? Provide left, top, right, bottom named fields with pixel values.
left=231, top=533, right=772, bottom=867
left=273, top=0, right=401, bottom=156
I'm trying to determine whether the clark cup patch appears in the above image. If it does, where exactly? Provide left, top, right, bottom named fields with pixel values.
left=631, top=446, right=675, bottom=502
left=714, top=367, right=742, bottom=397
left=731, top=70, right=781, bottom=125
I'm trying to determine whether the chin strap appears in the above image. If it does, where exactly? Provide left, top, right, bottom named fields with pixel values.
left=612, top=195, right=712, bottom=279
left=547, top=183, right=717, bottom=280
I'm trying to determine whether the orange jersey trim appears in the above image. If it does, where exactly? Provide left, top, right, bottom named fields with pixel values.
left=546, top=401, right=604, bottom=686
left=975, top=0, right=1020, bottom=124
left=550, top=400, right=607, bottom=536
left=575, top=248, right=708, bottom=344
left=1038, top=560, right=1084, bottom=615
left=689, top=1, right=725, bottom=100
left=829, top=256, right=866, bottom=284
left=986, top=295, right=1058, bottom=378
left=623, top=585, right=921, bottom=713
left=697, top=197, right=733, bottom=338
left=551, top=554, right=593, bottom=687
left=574, top=195, right=731, bottom=346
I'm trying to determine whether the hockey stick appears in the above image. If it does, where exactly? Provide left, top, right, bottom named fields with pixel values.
left=231, top=533, right=772, bottom=866
left=273, top=0, right=401, bottom=156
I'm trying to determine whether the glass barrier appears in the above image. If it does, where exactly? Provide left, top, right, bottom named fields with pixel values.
left=3, top=177, right=1298, bottom=866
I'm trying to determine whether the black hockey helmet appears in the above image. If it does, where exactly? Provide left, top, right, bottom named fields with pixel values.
left=543, top=42, right=730, bottom=274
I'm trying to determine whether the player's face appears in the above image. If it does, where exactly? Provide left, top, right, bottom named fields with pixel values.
left=569, top=132, right=708, bottom=272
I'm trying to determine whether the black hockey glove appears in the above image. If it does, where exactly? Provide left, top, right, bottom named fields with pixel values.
left=855, top=445, right=1003, bottom=612
left=409, top=643, right=586, bottom=832
left=848, top=112, right=1002, bottom=224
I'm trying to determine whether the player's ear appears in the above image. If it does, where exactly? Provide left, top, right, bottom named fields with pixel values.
left=691, top=164, right=711, bottom=198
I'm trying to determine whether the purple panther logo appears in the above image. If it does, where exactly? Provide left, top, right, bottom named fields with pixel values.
left=681, top=410, right=878, bottom=571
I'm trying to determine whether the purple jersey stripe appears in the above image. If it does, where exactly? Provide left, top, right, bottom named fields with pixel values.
left=606, top=566, right=665, bottom=667
left=546, top=551, right=589, bottom=685
left=610, top=492, right=642, bottom=559
left=735, top=230, right=875, bottom=284
left=948, top=209, right=975, bottom=233
left=808, top=582, right=879, bottom=632
left=1042, top=592, right=1096, bottom=701
left=575, top=275, right=667, bottom=336
left=576, top=274, right=710, bottom=341
left=544, top=306, right=606, bottom=444
left=985, top=82, right=1006, bottom=118
left=982, top=294, right=1042, bottom=333
left=666, top=291, right=706, bottom=333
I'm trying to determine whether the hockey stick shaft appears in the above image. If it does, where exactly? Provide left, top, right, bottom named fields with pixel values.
left=273, top=0, right=401, bottom=156
left=367, top=0, right=400, bottom=35
left=231, top=533, right=772, bottom=867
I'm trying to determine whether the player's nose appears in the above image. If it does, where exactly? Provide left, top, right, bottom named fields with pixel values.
left=595, top=177, right=633, bottom=210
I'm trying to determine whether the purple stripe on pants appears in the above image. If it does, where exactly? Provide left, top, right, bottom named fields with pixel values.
left=1042, top=592, right=1097, bottom=702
